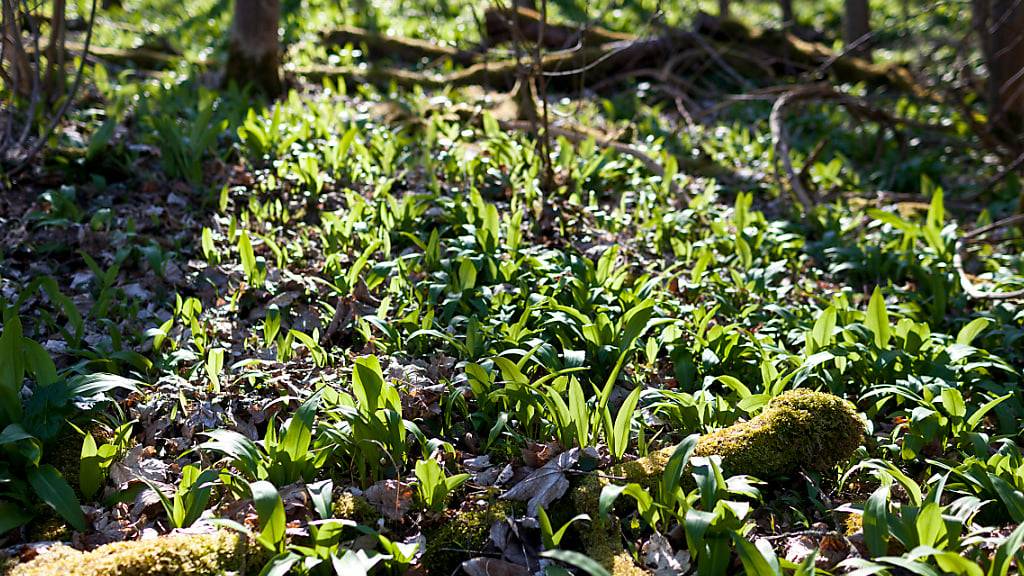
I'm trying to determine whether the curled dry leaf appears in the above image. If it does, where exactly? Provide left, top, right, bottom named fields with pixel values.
left=365, top=480, right=415, bottom=521
left=501, top=448, right=590, bottom=516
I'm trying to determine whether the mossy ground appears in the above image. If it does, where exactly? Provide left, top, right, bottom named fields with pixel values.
left=7, top=531, right=250, bottom=576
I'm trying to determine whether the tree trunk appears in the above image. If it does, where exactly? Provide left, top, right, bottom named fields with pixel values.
left=1, top=0, right=33, bottom=97
left=780, top=0, right=795, bottom=26
left=44, top=0, right=66, bottom=98
left=844, top=0, right=871, bottom=61
left=718, top=0, right=730, bottom=18
left=976, top=0, right=1024, bottom=141
left=224, top=0, right=282, bottom=97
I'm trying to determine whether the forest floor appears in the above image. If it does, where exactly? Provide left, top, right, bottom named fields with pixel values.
left=1, top=0, right=1024, bottom=575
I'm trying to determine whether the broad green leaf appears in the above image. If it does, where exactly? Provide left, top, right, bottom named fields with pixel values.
left=863, top=481, right=890, bottom=557
left=956, top=318, right=991, bottom=346
left=865, top=287, right=891, bottom=349
left=540, top=549, right=610, bottom=576
left=250, top=480, right=286, bottom=550
left=352, top=356, right=385, bottom=414
left=731, top=533, right=780, bottom=576
left=28, top=465, right=86, bottom=531
left=611, top=386, right=642, bottom=460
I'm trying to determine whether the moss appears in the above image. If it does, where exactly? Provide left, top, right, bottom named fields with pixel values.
left=332, top=492, right=378, bottom=523
left=574, top=390, right=864, bottom=576
left=693, top=389, right=864, bottom=478
left=419, top=500, right=519, bottom=575
left=8, top=531, right=251, bottom=576
left=26, top=514, right=72, bottom=543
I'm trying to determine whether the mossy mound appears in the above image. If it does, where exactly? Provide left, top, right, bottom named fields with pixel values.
left=332, top=491, right=379, bottom=523
left=574, top=389, right=865, bottom=576
left=419, top=500, right=519, bottom=575
left=7, top=531, right=251, bottom=576
left=693, top=388, right=864, bottom=478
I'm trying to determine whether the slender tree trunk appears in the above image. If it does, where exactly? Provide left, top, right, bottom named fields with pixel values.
left=224, top=0, right=282, bottom=96
left=976, top=0, right=1024, bottom=141
left=718, top=0, right=730, bottom=18
left=44, top=0, right=66, bottom=98
left=780, top=0, right=795, bottom=26
left=1, top=0, right=33, bottom=96
left=844, top=0, right=871, bottom=61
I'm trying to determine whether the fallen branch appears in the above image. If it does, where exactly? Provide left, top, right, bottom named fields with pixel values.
left=954, top=214, right=1024, bottom=301
left=484, top=6, right=634, bottom=49
left=321, top=25, right=478, bottom=65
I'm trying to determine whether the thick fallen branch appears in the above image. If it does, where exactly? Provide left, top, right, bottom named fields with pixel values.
left=484, top=6, right=633, bottom=48
left=321, top=25, right=478, bottom=65
left=28, top=41, right=176, bottom=69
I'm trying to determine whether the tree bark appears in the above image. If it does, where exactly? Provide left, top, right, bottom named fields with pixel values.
left=976, top=0, right=1024, bottom=141
left=1, top=0, right=33, bottom=97
left=718, top=0, right=730, bottom=18
left=224, top=0, right=282, bottom=97
left=844, top=0, right=871, bottom=61
left=44, top=0, right=66, bottom=97
left=780, top=0, right=795, bottom=26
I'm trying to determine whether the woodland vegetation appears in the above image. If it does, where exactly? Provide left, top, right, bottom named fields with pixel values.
left=1, top=0, right=1024, bottom=575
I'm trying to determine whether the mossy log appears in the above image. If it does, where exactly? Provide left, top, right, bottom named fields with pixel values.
left=573, top=389, right=864, bottom=576
left=6, top=531, right=253, bottom=576
left=321, top=25, right=479, bottom=65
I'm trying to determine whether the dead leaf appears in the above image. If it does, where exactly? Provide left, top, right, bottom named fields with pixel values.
left=365, top=480, right=414, bottom=521
left=643, top=532, right=691, bottom=576
left=109, top=445, right=168, bottom=488
left=501, top=448, right=580, bottom=516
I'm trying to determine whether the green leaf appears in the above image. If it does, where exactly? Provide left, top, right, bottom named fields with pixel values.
left=956, top=318, right=991, bottom=346
left=989, top=522, right=1024, bottom=576
left=238, top=230, right=258, bottom=286
left=939, top=388, right=966, bottom=419
left=250, top=480, right=286, bottom=550
left=863, top=481, right=890, bottom=557
left=28, top=465, right=86, bottom=531
left=989, top=474, right=1024, bottom=523
left=809, top=305, right=837, bottom=353
left=661, top=434, right=700, bottom=505
left=865, top=287, right=891, bottom=349
left=0, top=501, right=32, bottom=535
left=79, top=432, right=103, bottom=499
left=731, top=533, right=780, bottom=576
left=0, top=315, right=26, bottom=426
left=352, top=356, right=385, bottom=414
left=280, top=391, right=321, bottom=465
left=458, top=258, right=477, bottom=290
left=611, top=386, right=642, bottom=460
left=540, top=550, right=611, bottom=576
